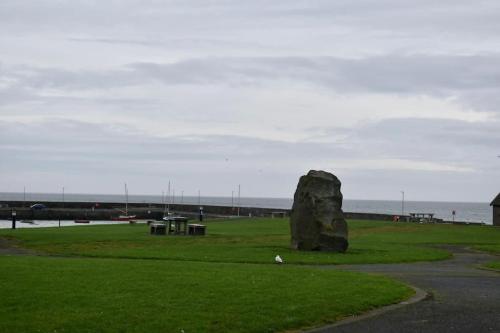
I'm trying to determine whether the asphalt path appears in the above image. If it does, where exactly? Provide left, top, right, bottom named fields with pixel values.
left=310, top=246, right=500, bottom=333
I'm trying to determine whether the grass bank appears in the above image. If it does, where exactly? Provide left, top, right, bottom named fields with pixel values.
left=1, top=218, right=499, bottom=333
left=2, top=218, right=499, bottom=264
left=0, top=256, right=411, bottom=333
left=484, top=261, right=500, bottom=271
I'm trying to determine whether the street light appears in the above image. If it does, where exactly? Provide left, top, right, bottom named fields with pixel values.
left=11, top=210, right=16, bottom=229
left=401, top=191, right=405, bottom=216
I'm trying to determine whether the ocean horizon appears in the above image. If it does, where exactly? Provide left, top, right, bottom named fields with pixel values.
left=0, top=192, right=492, bottom=224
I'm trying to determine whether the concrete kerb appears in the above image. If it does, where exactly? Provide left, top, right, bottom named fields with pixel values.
left=304, top=284, right=428, bottom=333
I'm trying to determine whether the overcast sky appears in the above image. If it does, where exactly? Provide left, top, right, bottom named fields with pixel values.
left=1, top=0, right=499, bottom=202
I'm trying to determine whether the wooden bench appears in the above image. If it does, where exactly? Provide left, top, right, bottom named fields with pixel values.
left=164, top=216, right=188, bottom=235
left=409, top=213, right=436, bottom=223
left=188, top=224, right=206, bottom=236
left=271, top=211, right=287, bottom=218
left=150, top=223, right=166, bottom=235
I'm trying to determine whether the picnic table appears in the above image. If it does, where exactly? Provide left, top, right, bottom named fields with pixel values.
left=409, top=213, right=436, bottom=223
left=163, top=216, right=189, bottom=235
left=188, top=224, right=206, bottom=236
left=150, top=223, right=167, bottom=235
left=271, top=211, right=287, bottom=218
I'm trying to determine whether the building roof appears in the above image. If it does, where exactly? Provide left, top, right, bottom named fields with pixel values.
left=491, top=193, right=500, bottom=206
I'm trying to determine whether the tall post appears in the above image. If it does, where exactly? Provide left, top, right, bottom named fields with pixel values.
left=23, top=186, right=26, bottom=207
left=11, top=210, right=16, bottom=229
left=167, top=181, right=171, bottom=213
left=401, top=191, right=405, bottom=216
left=60, top=186, right=64, bottom=227
left=173, top=189, right=175, bottom=205
left=162, top=191, right=166, bottom=216
left=237, top=184, right=241, bottom=217
left=198, top=190, right=201, bottom=205
left=181, top=191, right=184, bottom=204
left=124, top=183, right=129, bottom=216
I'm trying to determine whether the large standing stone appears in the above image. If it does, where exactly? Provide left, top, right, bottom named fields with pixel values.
left=290, top=170, right=348, bottom=252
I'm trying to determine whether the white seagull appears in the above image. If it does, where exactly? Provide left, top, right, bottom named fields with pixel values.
left=275, top=255, right=284, bottom=264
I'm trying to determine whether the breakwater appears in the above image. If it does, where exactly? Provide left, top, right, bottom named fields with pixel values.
left=0, top=200, right=412, bottom=222
left=0, top=200, right=485, bottom=225
left=0, top=192, right=492, bottom=223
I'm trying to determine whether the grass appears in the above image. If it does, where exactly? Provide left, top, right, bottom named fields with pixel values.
left=0, top=256, right=412, bottom=333
left=1, top=218, right=499, bottom=332
left=484, top=261, right=500, bottom=271
left=473, top=243, right=500, bottom=254
left=2, top=218, right=499, bottom=264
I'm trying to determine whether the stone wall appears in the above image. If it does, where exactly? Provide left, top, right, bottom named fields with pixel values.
left=1, top=200, right=483, bottom=224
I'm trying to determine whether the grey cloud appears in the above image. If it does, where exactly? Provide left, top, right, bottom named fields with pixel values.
left=358, top=118, right=500, bottom=149
left=3, top=1, right=500, bottom=38
left=2, top=0, right=499, bottom=201
left=0, top=119, right=345, bottom=164
left=2, top=118, right=494, bottom=172
left=1, top=118, right=497, bottom=201
left=3, top=54, right=500, bottom=113
left=335, top=117, right=500, bottom=171
left=128, top=54, right=500, bottom=95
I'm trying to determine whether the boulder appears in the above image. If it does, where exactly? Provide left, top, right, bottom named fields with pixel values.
left=290, top=170, right=348, bottom=252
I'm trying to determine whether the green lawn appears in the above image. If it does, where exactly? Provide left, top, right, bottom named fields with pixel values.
left=2, top=218, right=499, bottom=264
left=1, top=218, right=499, bottom=333
left=0, top=256, right=411, bottom=333
left=484, top=261, right=500, bottom=271
left=473, top=243, right=500, bottom=254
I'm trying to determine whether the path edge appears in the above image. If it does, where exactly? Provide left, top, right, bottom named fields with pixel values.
left=304, top=284, right=428, bottom=333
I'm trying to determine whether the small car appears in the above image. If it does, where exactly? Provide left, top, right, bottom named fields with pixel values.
left=30, top=203, right=47, bottom=210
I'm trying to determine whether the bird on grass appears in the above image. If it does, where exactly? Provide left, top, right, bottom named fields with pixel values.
left=275, top=255, right=284, bottom=264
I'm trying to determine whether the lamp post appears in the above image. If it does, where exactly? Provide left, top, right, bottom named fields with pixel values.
left=11, top=210, right=16, bottom=229
left=237, top=184, right=241, bottom=217
left=401, top=191, right=405, bottom=216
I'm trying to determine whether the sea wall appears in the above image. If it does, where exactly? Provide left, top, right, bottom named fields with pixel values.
left=0, top=200, right=390, bottom=220
left=0, top=200, right=483, bottom=225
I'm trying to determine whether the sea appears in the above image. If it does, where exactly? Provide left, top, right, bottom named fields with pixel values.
left=0, top=192, right=492, bottom=227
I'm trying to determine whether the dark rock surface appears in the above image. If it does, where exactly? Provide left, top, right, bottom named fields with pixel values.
left=290, top=170, right=348, bottom=252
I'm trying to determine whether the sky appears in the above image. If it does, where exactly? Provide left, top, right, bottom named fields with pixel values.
left=0, top=0, right=499, bottom=202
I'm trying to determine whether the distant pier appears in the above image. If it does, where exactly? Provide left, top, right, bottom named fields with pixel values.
left=0, top=200, right=486, bottom=225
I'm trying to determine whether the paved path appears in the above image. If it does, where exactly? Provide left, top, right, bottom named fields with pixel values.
left=311, top=246, right=500, bottom=333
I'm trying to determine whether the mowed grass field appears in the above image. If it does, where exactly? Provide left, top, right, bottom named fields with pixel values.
left=1, top=218, right=499, bottom=333
left=3, top=218, right=500, bottom=264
